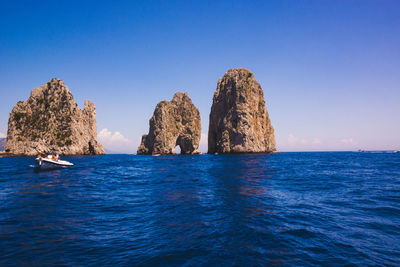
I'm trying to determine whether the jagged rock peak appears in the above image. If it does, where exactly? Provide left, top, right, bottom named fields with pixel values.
left=5, top=79, right=105, bottom=156
left=208, top=68, right=276, bottom=153
left=137, top=92, right=201, bottom=155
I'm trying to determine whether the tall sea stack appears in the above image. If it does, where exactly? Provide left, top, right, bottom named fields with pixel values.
left=5, top=78, right=105, bottom=156
left=137, top=92, right=201, bottom=155
left=208, top=68, right=276, bottom=153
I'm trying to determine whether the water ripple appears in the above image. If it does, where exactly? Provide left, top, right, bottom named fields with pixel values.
left=0, top=152, right=399, bottom=266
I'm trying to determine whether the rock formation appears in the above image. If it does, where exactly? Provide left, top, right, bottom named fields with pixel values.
left=5, top=78, right=105, bottom=156
left=137, top=92, right=201, bottom=155
left=208, top=68, right=276, bottom=153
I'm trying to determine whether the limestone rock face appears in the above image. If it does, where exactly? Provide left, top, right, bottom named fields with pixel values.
left=5, top=78, right=105, bottom=156
left=138, top=92, right=201, bottom=155
left=208, top=68, right=276, bottom=153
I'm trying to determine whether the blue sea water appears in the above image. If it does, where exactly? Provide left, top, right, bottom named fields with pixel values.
left=0, top=152, right=399, bottom=266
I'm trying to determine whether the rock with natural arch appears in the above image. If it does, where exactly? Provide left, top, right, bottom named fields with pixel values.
left=137, top=92, right=201, bottom=155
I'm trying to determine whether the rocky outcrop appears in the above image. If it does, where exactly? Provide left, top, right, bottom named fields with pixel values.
left=5, top=78, right=105, bottom=156
left=138, top=92, right=201, bottom=155
left=208, top=68, right=276, bottom=153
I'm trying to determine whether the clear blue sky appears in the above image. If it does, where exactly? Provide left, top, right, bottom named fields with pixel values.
left=1, top=0, right=399, bottom=153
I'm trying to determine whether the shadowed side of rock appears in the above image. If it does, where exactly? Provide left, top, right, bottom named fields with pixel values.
left=137, top=92, right=201, bottom=155
left=208, top=68, right=276, bottom=154
left=5, top=78, right=105, bottom=156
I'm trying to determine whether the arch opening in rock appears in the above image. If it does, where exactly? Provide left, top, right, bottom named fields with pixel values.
left=137, top=92, right=201, bottom=155
left=174, top=145, right=181, bottom=154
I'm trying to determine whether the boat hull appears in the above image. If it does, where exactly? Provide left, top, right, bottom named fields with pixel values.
left=35, top=158, right=73, bottom=171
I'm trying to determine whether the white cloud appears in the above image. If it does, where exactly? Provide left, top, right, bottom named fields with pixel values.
left=300, top=139, right=308, bottom=144
left=340, top=138, right=357, bottom=145
left=288, top=134, right=298, bottom=144
left=199, top=132, right=208, bottom=153
left=0, top=132, right=5, bottom=138
left=288, top=134, right=323, bottom=146
left=99, top=128, right=130, bottom=143
left=98, top=128, right=136, bottom=153
left=312, top=138, right=322, bottom=145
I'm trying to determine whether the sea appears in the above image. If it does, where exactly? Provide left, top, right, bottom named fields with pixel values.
left=0, top=152, right=399, bottom=266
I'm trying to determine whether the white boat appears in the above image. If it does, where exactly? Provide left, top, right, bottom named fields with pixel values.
left=35, top=155, right=74, bottom=170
